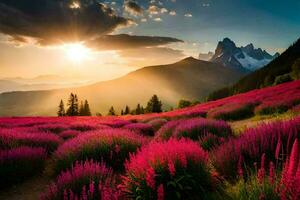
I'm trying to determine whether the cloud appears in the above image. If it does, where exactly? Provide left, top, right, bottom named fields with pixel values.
left=184, top=13, right=193, bottom=17
left=119, top=47, right=185, bottom=66
left=148, top=5, right=160, bottom=15
left=0, top=0, right=132, bottom=46
left=86, top=34, right=183, bottom=51
left=169, top=11, right=177, bottom=16
left=160, top=8, right=168, bottom=14
left=124, top=1, right=144, bottom=16
left=154, top=17, right=163, bottom=22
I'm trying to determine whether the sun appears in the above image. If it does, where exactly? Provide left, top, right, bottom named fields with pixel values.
left=63, top=43, right=91, bottom=63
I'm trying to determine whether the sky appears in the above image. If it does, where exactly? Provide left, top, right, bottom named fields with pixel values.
left=0, top=0, right=300, bottom=81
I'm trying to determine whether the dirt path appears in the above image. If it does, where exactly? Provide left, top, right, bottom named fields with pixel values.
left=0, top=175, right=50, bottom=200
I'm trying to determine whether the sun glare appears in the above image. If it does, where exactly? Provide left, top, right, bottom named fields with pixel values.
left=64, top=43, right=90, bottom=63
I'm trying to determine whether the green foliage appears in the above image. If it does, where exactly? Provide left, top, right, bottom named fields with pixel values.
left=256, top=105, right=289, bottom=115
left=107, top=106, right=117, bottom=116
left=146, top=94, right=163, bottom=113
left=230, top=175, right=280, bottom=200
left=209, top=104, right=256, bottom=121
left=66, top=93, right=79, bottom=116
left=178, top=99, right=192, bottom=109
left=273, top=74, right=293, bottom=85
left=124, top=105, right=130, bottom=115
left=291, top=58, right=300, bottom=79
left=95, top=112, right=102, bottom=117
left=79, top=100, right=92, bottom=116
left=57, top=99, right=66, bottom=117
left=207, top=87, right=232, bottom=101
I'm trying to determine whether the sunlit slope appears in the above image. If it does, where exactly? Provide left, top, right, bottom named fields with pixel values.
left=0, top=57, right=243, bottom=116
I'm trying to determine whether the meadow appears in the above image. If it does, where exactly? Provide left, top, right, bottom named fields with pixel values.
left=0, top=80, right=300, bottom=200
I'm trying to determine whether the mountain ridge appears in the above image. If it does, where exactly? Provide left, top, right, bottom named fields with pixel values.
left=210, top=38, right=278, bottom=71
left=0, top=57, right=244, bottom=116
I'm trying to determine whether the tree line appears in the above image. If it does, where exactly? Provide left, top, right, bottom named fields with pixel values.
left=58, top=93, right=199, bottom=117
left=106, top=94, right=163, bottom=116
left=57, top=93, right=91, bottom=116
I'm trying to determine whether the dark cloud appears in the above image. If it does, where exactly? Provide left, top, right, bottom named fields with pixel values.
left=86, top=34, right=183, bottom=51
left=124, top=1, right=144, bottom=16
left=0, top=0, right=131, bottom=45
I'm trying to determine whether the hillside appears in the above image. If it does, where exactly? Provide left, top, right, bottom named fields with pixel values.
left=0, top=57, right=244, bottom=116
left=208, top=37, right=300, bottom=100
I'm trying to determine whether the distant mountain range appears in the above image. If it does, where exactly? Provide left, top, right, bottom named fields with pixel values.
left=0, top=57, right=244, bottom=116
left=200, top=38, right=279, bottom=71
left=0, top=75, right=92, bottom=93
left=208, top=37, right=300, bottom=100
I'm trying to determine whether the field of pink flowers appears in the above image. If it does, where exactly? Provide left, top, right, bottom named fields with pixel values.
left=0, top=81, right=300, bottom=199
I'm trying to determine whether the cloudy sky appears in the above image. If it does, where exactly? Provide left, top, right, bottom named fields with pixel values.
left=0, top=0, right=299, bottom=81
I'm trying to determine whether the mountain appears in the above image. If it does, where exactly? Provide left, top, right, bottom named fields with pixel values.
left=210, top=38, right=278, bottom=71
left=198, top=52, right=214, bottom=61
left=207, top=37, right=300, bottom=101
left=0, top=57, right=244, bottom=116
left=0, top=75, right=92, bottom=93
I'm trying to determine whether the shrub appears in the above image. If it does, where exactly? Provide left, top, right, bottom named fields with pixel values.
left=101, top=119, right=131, bottom=128
left=0, top=147, right=46, bottom=188
left=256, top=103, right=290, bottom=115
left=207, top=102, right=257, bottom=121
left=255, top=98, right=300, bottom=115
left=212, top=117, right=300, bottom=180
left=232, top=139, right=299, bottom=200
left=274, top=74, right=293, bottom=85
left=59, top=130, right=81, bottom=140
left=292, top=104, right=300, bottom=113
left=155, top=119, right=184, bottom=140
left=36, top=124, right=68, bottom=134
left=123, top=123, right=154, bottom=136
left=198, top=133, right=226, bottom=151
left=170, top=109, right=207, bottom=120
left=53, top=129, right=146, bottom=174
left=173, top=118, right=233, bottom=141
left=41, top=160, right=120, bottom=200
left=122, top=139, right=221, bottom=200
left=0, top=131, right=63, bottom=152
left=69, top=123, right=107, bottom=132
left=146, top=118, right=168, bottom=131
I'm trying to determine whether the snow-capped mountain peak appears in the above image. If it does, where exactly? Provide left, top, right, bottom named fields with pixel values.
left=210, top=38, right=278, bottom=71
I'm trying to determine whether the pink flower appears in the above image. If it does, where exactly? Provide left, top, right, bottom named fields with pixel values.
left=89, top=181, right=95, bottom=197
left=168, top=161, right=176, bottom=176
left=146, top=167, right=156, bottom=189
left=157, top=184, right=164, bottom=200
left=287, top=139, right=299, bottom=176
left=257, top=154, right=266, bottom=184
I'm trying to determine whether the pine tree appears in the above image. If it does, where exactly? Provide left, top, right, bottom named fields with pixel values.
left=66, top=93, right=79, bottom=116
left=146, top=95, right=162, bottom=113
left=57, top=99, right=65, bottom=117
left=83, top=100, right=92, bottom=116
left=79, top=101, right=84, bottom=116
left=141, top=106, right=145, bottom=114
left=124, top=105, right=130, bottom=115
left=121, top=110, right=124, bottom=115
left=135, top=104, right=142, bottom=115
left=108, top=106, right=116, bottom=116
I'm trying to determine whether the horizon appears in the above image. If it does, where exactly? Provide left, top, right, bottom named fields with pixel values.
left=0, top=0, right=299, bottom=82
